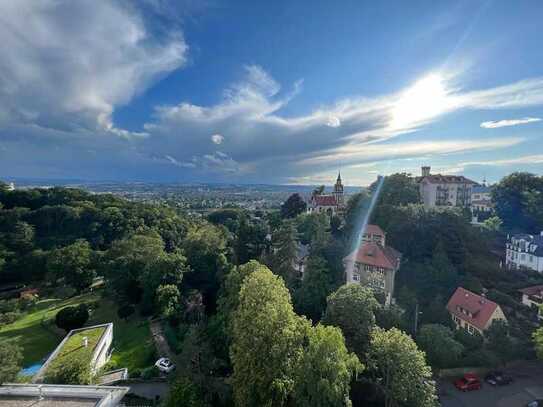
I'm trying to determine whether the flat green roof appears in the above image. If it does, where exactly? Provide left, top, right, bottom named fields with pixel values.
left=56, top=326, right=106, bottom=360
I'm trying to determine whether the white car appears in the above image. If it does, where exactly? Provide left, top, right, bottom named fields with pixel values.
left=155, top=357, right=175, bottom=373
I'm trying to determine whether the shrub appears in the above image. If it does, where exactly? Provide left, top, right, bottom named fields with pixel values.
left=130, top=368, right=142, bottom=379
left=140, top=366, right=159, bottom=380
left=0, top=311, right=21, bottom=326
left=55, top=304, right=89, bottom=332
left=0, top=299, right=19, bottom=313
left=44, top=355, right=92, bottom=385
left=165, top=377, right=205, bottom=407
left=117, top=304, right=135, bottom=321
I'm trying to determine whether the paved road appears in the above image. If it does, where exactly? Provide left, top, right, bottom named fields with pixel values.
left=439, top=362, right=543, bottom=407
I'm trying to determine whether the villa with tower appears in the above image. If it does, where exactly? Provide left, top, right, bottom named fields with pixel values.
left=307, top=172, right=345, bottom=216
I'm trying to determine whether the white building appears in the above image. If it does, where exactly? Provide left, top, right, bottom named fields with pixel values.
left=417, top=166, right=476, bottom=209
left=506, top=233, right=543, bottom=272
left=519, top=285, right=543, bottom=320
left=471, top=184, right=493, bottom=212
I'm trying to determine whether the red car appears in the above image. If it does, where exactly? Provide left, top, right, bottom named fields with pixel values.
left=454, top=373, right=482, bottom=391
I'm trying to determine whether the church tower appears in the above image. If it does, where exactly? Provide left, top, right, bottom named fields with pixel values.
left=334, top=171, right=344, bottom=206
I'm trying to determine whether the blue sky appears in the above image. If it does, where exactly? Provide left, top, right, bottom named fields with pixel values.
left=1, top=0, right=542, bottom=186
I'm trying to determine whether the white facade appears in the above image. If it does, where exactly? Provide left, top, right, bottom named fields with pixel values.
left=506, top=233, right=543, bottom=273
left=418, top=167, right=476, bottom=209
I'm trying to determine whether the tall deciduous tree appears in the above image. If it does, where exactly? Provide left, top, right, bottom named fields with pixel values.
left=47, top=239, right=95, bottom=292
left=417, top=324, right=464, bottom=369
left=293, top=324, right=362, bottom=407
left=295, top=255, right=332, bottom=322
left=485, top=320, right=513, bottom=366
left=323, top=284, right=379, bottom=358
left=281, top=193, right=307, bottom=219
left=231, top=266, right=307, bottom=406
left=368, top=328, right=437, bottom=407
left=492, top=172, right=543, bottom=233
left=268, top=221, right=298, bottom=289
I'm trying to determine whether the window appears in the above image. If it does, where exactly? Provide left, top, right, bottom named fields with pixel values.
left=467, top=324, right=475, bottom=334
left=352, top=274, right=360, bottom=282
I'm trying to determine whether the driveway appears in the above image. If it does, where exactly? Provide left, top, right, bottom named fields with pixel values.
left=149, top=319, right=175, bottom=360
left=439, top=361, right=543, bottom=407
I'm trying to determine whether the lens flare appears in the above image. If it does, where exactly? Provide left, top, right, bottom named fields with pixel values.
left=344, top=175, right=386, bottom=277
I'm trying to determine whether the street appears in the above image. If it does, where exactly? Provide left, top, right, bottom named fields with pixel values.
left=439, top=362, right=543, bottom=407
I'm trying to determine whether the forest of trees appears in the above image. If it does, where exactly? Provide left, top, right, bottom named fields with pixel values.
left=1, top=171, right=543, bottom=406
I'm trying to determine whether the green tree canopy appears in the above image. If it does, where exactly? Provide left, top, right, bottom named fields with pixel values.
left=55, top=304, right=89, bottom=332
left=368, top=328, right=437, bottom=407
left=417, top=324, right=464, bottom=369
left=47, top=239, right=95, bottom=292
left=0, top=339, right=23, bottom=384
left=231, top=266, right=308, bottom=406
left=293, top=324, right=362, bottom=407
left=323, top=284, right=379, bottom=358
left=156, top=284, right=181, bottom=318
left=295, top=255, right=332, bottom=322
left=492, top=172, right=543, bottom=233
left=281, top=193, right=307, bottom=219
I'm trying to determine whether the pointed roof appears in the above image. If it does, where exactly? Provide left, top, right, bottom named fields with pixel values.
left=336, top=171, right=342, bottom=183
left=446, top=287, right=501, bottom=330
left=344, top=241, right=401, bottom=270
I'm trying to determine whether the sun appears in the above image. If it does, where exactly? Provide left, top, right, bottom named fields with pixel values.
left=391, top=73, right=451, bottom=130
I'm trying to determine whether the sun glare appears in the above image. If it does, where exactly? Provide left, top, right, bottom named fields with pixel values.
left=391, top=73, right=451, bottom=130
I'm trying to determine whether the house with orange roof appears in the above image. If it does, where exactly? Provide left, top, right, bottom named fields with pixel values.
left=446, top=287, right=507, bottom=335
left=344, top=224, right=401, bottom=306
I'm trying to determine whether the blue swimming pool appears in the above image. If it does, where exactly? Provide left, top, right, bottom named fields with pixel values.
left=19, top=362, right=44, bottom=376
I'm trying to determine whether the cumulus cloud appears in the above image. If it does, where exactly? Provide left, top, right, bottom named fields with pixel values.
left=0, top=0, right=186, bottom=136
left=480, top=117, right=541, bottom=129
left=211, top=134, right=224, bottom=144
left=3, top=1, right=543, bottom=184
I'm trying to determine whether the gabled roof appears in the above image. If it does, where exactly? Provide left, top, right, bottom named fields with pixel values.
left=311, top=194, right=338, bottom=206
left=418, top=174, right=477, bottom=185
left=446, top=287, right=500, bottom=330
left=363, top=224, right=385, bottom=237
left=345, top=242, right=401, bottom=270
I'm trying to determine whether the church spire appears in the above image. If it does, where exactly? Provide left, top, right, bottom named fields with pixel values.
left=336, top=171, right=342, bottom=184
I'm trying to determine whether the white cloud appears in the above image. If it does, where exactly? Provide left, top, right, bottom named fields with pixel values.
left=326, top=116, right=341, bottom=128
left=211, top=134, right=224, bottom=144
left=480, top=117, right=541, bottom=129
left=0, top=0, right=187, bottom=135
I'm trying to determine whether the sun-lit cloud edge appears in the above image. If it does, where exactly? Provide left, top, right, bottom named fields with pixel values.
left=480, top=117, right=541, bottom=129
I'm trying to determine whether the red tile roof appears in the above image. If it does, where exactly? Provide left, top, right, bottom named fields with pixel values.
left=446, top=287, right=499, bottom=330
left=519, top=285, right=543, bottom=297
left=312, top=194, right=338, bottom=206
left=364, top=224, right=385, bottom=237
left=345, top=242, right=401, bottom=270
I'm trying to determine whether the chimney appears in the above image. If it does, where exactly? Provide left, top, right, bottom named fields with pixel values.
left=421, top=166, right=431, bottom=177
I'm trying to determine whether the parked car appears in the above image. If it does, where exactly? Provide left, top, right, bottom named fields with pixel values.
left=527, top=400, right=543, bottom=407
left=454, top=373, right=482, bottom=391
left=155, top=357, right=176, bottom=373
left=485, top=371, right=513, bottom=386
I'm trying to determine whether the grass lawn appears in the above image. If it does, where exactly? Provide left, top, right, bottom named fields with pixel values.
left=0, top=290, right=155, bottom=372
left=0, top=293, right=99, bottom=365
left=88, top=299, right=156, bottom=372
